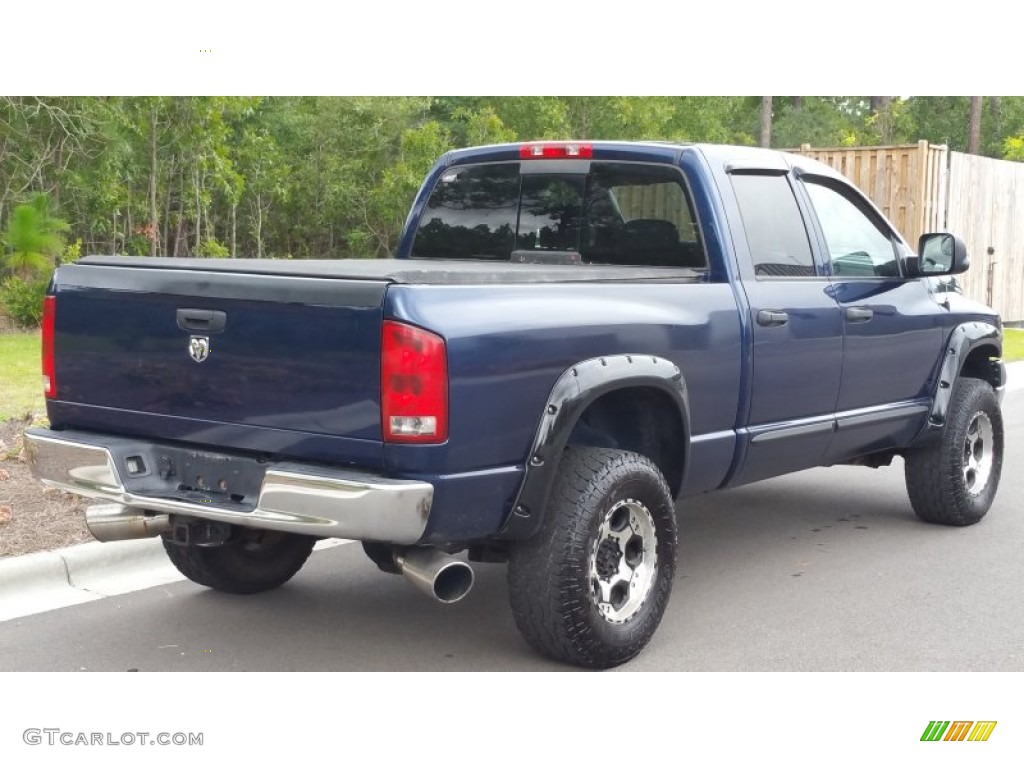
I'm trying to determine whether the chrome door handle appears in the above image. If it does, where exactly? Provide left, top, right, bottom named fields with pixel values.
left=844, top=307, right=873, bottom=323
left=756, top=310, right=789, bottom=327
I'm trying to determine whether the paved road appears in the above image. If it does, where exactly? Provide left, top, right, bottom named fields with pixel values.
left=2, top=390, right=1021, bottom=672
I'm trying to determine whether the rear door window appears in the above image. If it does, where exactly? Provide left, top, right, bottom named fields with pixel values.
left=411, top=161, right=705, bottom=268
left=730, top=173, right=816, bottom=278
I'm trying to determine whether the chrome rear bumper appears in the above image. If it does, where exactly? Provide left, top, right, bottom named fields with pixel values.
left=24, top=429, right=433, bottom=544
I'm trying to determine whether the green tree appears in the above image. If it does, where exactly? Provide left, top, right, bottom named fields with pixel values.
left=967, top=97, right=984, bottom=155
left=1005, top=135, right=1024, bottom=161
left=235, top=126, right=286, bottom=258
left=362, top=120, right=453, bottom=256
left=770, top=97, right=869, bottom=148
left=759, top=96, right=772, bottom=147
left=1, top=193, right=69, bottom=278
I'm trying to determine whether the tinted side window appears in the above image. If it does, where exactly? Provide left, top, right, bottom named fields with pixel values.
left=731, top=174, right=815, bottom=277
left=803, top=180, right=900, bottom=278
left=412, top=164, right=519, bottom=259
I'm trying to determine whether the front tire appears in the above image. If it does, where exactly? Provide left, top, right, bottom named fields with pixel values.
left=508, top=447, right=677, bottom=669
left=163, top=528, right=316, bottom=594
left=905, top=377, right=1003, bottom=526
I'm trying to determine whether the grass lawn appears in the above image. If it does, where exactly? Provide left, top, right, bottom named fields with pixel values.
left=0, top=331, right=43, bottom=421
left=1002, top=328, right=1024, bottom=363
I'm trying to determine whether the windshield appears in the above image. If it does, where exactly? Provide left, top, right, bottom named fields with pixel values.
left=411, top=161, right=705, bottom=268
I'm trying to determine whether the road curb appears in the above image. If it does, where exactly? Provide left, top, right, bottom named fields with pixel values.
left=0, top=549, right=72, bottom=595
left=0, top=537, right=178, bottom=622
left=62, top=537, right=183, bottom=595
left=0, top=536, right=350, bottom=623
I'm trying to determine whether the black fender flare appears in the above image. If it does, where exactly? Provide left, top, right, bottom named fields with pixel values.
left=497, top=354, right=690, bottom=540
left=924, top=321, right=1003, bottom=434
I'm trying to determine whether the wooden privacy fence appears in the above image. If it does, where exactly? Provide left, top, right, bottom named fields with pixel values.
left=946, top=152, right=1024, bottom=323
left=790, top=142, right=1024, bottom=323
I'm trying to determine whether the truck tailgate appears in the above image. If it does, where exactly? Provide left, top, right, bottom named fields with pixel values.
left=49, top=263, right=387, bottom=461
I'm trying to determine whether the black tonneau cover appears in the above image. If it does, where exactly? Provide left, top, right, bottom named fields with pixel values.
left=78, top=256, right=703, bottom=285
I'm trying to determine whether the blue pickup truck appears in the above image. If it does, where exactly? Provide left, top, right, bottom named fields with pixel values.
left=26, top=141, right=1005, bottom=668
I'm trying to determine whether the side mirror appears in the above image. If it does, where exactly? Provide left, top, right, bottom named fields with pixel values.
left=917, top=233, right=969, bottom=276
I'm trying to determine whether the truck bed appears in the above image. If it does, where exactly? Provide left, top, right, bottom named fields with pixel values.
left=49, top=257, right=706, bottom=471
left=78, top=256, right=704, bottom=285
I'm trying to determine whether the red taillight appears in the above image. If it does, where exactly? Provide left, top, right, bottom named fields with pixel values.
left=381, top=320, right=448, bottom=443
left=42, top=295, right=56, bottom=398
left=519, top=142, right=593, bottom=159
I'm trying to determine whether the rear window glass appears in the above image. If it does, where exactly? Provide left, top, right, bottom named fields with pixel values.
left=411, top=161, right=705, bottom=268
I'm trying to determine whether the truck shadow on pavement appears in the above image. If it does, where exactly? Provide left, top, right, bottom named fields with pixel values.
left=119, top=463, right=964, bottom=671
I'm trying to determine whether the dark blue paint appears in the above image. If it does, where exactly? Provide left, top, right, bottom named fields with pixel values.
left=383, top=282, right=742, bottom=480
left=52, top=281, right=383, bottom=450
left=47, top=401, right=384, bottom=466
left=410, top=465, right=524, bottom=543
left=829, top=279, right=945, bottom=409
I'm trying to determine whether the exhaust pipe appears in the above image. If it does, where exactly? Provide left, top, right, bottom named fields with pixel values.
left=394, top=548, right=474, bottom=604
left=86, top=504, right=172, bottom=542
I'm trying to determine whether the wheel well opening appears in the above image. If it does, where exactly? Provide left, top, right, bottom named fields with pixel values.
left=961, top=344, right=1002, bottom=387
left=567, top=387, right=685, bottom=496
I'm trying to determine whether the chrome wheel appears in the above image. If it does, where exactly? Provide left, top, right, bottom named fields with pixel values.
left=588, top=498, right=658, bottom=624
left=963, top=411, right=994, bottom=495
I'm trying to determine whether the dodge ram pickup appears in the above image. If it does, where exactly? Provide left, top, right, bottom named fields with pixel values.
left=26, top=141, right=1005, bottom=668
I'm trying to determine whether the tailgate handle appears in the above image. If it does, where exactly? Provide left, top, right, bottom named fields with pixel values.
left=176, top=308, right=226, bottom=334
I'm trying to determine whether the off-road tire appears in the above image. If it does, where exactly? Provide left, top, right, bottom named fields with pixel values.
left=507, top=447, right=677, bottom=669
left=162, top=528, right=316, bottom=594
left=905, top=377, right=1003, bottom=526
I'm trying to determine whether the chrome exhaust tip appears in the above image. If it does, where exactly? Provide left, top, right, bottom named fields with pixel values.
left=395, top=548, right=474, bottom=604
left=85, top=504, right=172, bottom=542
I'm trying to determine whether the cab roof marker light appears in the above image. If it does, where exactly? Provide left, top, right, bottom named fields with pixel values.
left=519, top=142, right=593, bottom=160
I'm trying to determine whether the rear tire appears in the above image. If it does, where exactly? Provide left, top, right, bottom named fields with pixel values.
left=905, top=377, right=1003, bottom=526
left=162, top=528, right=316, bottom=594
left=507, top=447, right=677, bottom=669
